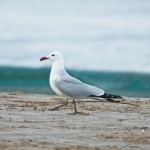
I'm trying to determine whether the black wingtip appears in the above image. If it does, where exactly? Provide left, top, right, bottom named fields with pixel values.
left=100, top=93, right=122, bottom=99
left=89, top=93, right=122, bottom=99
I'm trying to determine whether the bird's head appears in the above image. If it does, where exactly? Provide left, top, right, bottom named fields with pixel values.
left=40, top=51, right=63, bottom=62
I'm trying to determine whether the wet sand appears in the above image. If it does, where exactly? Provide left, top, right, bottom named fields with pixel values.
left=0, top=92, right=150, bottom=150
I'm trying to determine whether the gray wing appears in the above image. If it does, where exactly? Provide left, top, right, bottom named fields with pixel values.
left=55, top=76, right=104, bottom=98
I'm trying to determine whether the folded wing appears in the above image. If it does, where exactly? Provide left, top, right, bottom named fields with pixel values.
left=55, top=76, right=104, bottom=98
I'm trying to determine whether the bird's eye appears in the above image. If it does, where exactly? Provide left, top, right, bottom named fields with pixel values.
left=52, top=54, right=55, bottom=56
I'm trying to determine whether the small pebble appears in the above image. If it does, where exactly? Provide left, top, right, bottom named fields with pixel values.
left=28, top=139, right=32, bottom=142
left=34, top=107, right=37, bottom=110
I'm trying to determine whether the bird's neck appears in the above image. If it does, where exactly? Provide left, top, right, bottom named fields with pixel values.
left=51, top=60, right=66, bottom=75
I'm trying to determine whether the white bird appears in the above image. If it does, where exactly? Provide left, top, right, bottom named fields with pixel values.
left=40, top=51, right=122, bottom=114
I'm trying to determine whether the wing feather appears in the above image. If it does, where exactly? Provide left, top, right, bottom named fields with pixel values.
left=55, top=76, right=104, bottom=98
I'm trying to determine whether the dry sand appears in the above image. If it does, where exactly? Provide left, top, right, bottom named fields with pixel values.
left=0, top=92, right=150, bottom=150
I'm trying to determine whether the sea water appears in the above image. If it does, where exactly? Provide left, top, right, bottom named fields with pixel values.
left=0, top=67, right=150, bottom=97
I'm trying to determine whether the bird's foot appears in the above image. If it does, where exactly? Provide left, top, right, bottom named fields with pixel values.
left=67, top=110, right=81, bottom=115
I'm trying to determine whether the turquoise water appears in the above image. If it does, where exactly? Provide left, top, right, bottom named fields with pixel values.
left=0, top=67, right=150, bottom=97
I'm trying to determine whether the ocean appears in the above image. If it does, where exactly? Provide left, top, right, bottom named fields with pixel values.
left=0, top=0, right=150, bottom=97
left=0, top=67, right=150, bottom=97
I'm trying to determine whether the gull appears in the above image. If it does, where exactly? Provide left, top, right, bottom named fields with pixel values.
left=40, top=51, right=122, bottom=115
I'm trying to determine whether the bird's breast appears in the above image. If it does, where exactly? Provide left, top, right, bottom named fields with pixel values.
left=49, top=75, right=65, bottom=96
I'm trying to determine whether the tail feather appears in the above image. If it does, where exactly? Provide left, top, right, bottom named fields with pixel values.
left=89, top=93, right=122, bottom=99
left=100, top=93, right=122, bottom=99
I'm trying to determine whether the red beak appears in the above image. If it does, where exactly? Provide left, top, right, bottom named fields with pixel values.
left=40, top=56, right=48, bottom=61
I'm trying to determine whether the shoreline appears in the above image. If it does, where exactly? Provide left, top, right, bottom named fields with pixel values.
left=0, top=92, right=150, bottom=150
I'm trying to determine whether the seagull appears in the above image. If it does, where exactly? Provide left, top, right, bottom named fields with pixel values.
left=40, top=51, right=122, bottom=115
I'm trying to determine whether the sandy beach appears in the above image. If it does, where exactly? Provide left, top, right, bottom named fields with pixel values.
left=0, top=92, right=150, bottom=150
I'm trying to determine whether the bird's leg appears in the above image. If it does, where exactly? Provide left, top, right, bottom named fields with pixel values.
left=67, top=99, right=80, bottom=115
left=49, top=98, right=68, bottom=111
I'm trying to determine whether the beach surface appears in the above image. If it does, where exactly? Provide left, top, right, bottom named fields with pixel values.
left=0, top=92, right=150, bottom=150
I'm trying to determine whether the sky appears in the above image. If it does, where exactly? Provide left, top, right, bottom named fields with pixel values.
left=0, top=0, right=150, bottom=72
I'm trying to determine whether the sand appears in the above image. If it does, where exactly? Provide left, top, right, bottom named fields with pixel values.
left=0, top=92, right=150, bottom=150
